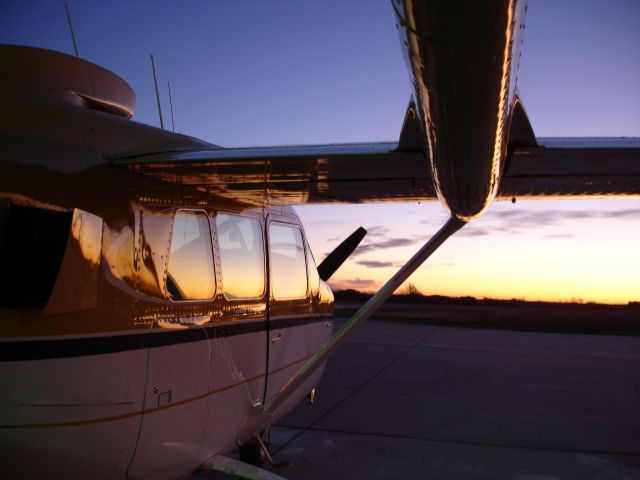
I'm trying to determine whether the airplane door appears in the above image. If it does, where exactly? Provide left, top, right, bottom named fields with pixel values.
left=128, top=327, right=212, bottom=478
left=202, top=212, right=268, bottom=450
left=265, top=218, right=313, bottom=407
left=128, top=209, right=215, bottom=478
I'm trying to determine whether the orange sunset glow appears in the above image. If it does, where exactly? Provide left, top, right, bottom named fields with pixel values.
left=298, top=199, right=640, bottom=305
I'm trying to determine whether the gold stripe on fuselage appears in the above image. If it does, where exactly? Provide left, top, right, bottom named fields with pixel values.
left=2, top=353, right=313, bottom=429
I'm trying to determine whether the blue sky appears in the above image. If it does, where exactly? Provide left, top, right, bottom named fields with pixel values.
left=3, top=1, right=638, bottom=141
left=2, top=1, right=639, bottom=302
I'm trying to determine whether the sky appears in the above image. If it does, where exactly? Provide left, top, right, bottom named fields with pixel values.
left=1, top=0, right=639, bottom=303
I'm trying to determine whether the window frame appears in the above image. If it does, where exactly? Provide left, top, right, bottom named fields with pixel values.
left=305, top=238, right=321, bottom=296
left=165, top=208, right=216, bottom=302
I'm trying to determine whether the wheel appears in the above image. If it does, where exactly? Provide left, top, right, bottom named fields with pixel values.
left=239, top=441, right=264, bottom=466
left=239, top=431, right=268, bottom=467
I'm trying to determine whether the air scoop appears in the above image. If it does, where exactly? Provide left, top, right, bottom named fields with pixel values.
left=0, top=44, right=135, bottom=118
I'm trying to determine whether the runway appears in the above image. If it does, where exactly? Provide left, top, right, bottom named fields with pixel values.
left=195, top=317, right=640, bottom=480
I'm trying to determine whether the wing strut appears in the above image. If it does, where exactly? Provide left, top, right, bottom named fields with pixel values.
left=263, top=215, right=466, bottom=415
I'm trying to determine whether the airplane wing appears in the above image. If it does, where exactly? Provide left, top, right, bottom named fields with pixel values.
left=501, top=138, right=640, bottom=199
left=114, top=142, right=435, bottom=205
left=114, top=137, right=640, bottom=205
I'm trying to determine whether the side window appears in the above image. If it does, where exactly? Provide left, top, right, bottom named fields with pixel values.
left=306, top=243, right=320, bottom=294
left=166, top=210, right=215, bottom=300
left=269, top=223, right=307, bottom=300
left=216, top=214, right=265, bottom=299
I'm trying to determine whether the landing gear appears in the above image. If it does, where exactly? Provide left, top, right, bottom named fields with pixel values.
left=239, top=430, right=291, bottom=469
left=239, top=430, right=268, bottom=467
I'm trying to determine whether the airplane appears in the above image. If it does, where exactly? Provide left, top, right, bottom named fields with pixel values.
left=1, top=1, right=639, bottom=479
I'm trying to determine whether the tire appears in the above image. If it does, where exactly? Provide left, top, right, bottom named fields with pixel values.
left=239, top=441, right=265, bottom=467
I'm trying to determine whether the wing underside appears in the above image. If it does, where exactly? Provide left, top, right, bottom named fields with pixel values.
left=114, top=138, right=640, bottom=206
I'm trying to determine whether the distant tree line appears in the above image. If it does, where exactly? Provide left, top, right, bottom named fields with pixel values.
left=333, top=288, right=640, bottom=310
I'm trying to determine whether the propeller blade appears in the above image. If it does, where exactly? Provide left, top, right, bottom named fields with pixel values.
left=317, top=226, right=367, bottom=281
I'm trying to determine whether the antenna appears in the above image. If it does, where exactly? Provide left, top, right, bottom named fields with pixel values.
left=167, top=81, right=175, bottom=132
left=64, top=3, right=80, bottom=57
left=150, top=54, right=164, bottom=130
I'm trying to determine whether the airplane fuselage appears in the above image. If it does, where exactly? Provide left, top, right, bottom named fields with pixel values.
left=0, top=177, right=333, bottom=479
left=0, top=45, right=333, bottom=478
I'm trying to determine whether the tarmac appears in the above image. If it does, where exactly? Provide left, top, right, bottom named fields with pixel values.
left=194, top=317, right=640, bottom=480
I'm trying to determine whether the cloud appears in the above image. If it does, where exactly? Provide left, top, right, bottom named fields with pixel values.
left=491, top=208, right=639, bottom=224
left=432, top=260, right=456, bottom=267
left=356, top=260, right=397, bottom=268
left=354, top=237, right=417, bottom=256
left=488, top=209, right=559, bottom=229
left=419, top=218, right=447, bottom=227
left=325, top=207, right=638, bottom=252
left=455, top=227, right=493, bottom=237
left=325, top=235, right=345, bottom=243
left=544, top=233, right=575, bottom=239
left=323, top=225, right=395, bottom=250
left=490, top=210, right=525, bottom=219
left=328, top=278, right=378, bottom=291
left=456, top=207, right=640, bottom=238
left=364, top=225, right=392, bottom=239
left=321, top=224, right=392, bottom=245
left=607, top=209, right=640, bottom=218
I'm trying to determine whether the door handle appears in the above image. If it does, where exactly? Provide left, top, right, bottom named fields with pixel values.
left=271, top=333, right=282, bottom=344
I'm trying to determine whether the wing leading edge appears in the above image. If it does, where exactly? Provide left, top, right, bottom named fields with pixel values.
left=114, top=138, right=640, bottom=206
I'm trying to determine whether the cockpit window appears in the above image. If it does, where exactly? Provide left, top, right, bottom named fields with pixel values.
left=269, top=223, right=308, bottom=300
left=166, top=210, right=215, bottom=301
left=216, top=214, right=265, bottom=299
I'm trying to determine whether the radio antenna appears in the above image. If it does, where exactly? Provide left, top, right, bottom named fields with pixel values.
left=64, top=3, right=80, bottom=57
left=150, top=54, right=164, bottom=130
left=167, top=81, right=175, bottom=132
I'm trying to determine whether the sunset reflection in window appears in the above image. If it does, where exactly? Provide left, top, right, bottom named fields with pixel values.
left=166, top=211, right=215, bottom=301
left=269, top=223, right=307, bottom=300
left=217, top=214, right=265, bottom=299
